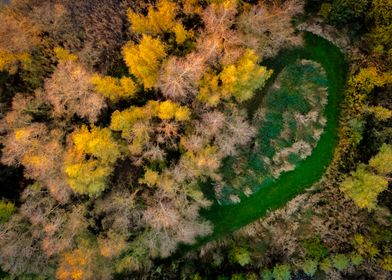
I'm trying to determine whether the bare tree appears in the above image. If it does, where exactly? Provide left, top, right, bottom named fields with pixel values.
left=0, top=214, right=52, bottom=277
left=142, top=189, right=212, bottom=257
left=45, top=60, right=106, bottom=123
left=216, top=107, right=257, bottom=157
left=158, top=53, right=206, bottom=102
left=238, top=0, right=304, bottom=57
left=0, top=3, right=41, bottom=54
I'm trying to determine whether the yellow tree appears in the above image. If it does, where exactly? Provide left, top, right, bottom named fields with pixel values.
left=127, top=0, right=192, bottom=44
left=157, top=101, right=191, bottom=121
left=54, top=47, right=78, bottom=61
left=139, top=168, right=160, bottom=187
left=128, top=0, right=177, bottom=35
left=0, top=50, right=30, bottom=73
left=91, top=75, right=137, bottom=102
left=110, top=101, right=190, bottom=158
left=366, top=106, right=392, bottom=121
left=64, top=125, right=122, bottom=196
left=341, top=144, right=392, bottom=210
left=183, top=0, right=203, bottom=15
left=198, top=50, right=272, bottom=105
left=369, top=144, right=392, bottom=176
left=122, top=35, right=166, bottom=89
left=349, top=67, right=392, bottom=95
left=220, top=49, right=272, bottom=102
left=110, top=100, right=190, bottom=138
left=340, top=165, right=388, bottom=210
left=198, top=71, right=221, bottom=106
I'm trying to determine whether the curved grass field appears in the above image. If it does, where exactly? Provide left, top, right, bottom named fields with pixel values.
left=185, top=32, right=348, bottom=251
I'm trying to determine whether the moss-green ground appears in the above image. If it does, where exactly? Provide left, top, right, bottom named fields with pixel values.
left=217, top=59, right=329, bottom=204
left=182, top=32, right=347, bottom=252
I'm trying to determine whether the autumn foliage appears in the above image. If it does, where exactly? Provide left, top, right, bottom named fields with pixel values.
left=0, top=0, right=306, bottom=279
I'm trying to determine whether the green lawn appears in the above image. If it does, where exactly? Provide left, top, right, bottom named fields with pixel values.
left=180, top=32, right=348, bottom=252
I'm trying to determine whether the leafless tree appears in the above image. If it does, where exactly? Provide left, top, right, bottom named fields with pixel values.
left=45, top=60, right=106, bottom=123
left=158, top=53, right=206, bottom=102
left=238, top=0, right=304, bottom=57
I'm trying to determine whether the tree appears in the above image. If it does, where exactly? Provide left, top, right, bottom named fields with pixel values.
left=198, top=70, right=222, bottom=106
left=0, top=200, right=16, bottom=224
left=66, top=0, right=128, bottom=71
left=183, top=0, right=203, bottom=15
left=340, top=144, right=392, bottom=210
left=17, top=0, right=131, bottom=71
left=157, top=101, right=191, bottom=121
left=0, top=5, right=40, bottom=72
left=128, top=0, right=177, bottom=35
left=91, top=75, right=137, bottom=102
left=0, top=6, right=41, bottom=53
left=142, top=190, right=212, bottom=257
left=158, top=53, right=206, bottom=101
left=64, top=125, right=122, bottom=196
left=110, top=100, right=190, bottom=133
left=198, top=50, right=272, bottom=105
left=54, top=47, right=78, bottom=61
left=238, top=0, right=303, bottom=57
left=369, top=144, right=392, bottom=175
left=45, top=60, right=106, bottom=123
left=127, top=0, right=192, bottom=44
left=122, top=35, right=167, bottom=89
left=331, top=254, right=350, bottom=271
left=353, top=234, right=379, bottom=260
left=340, top=165, right=388, bottom=210
left=0, top=214, right=53, bottom=277
left=202, top=0, right=237, bottom=38
left=301, top=259, right=318, bottom=276
left=139, top=168, right=160, bottom=187
left=93, top=189, right=141, bottom=236
left=56, top=237, right=112, bottom=280
left=220, top=50, right=272, bottom=102
left=328, top=0, right=370, bottom=27
left=0, top=50, right=30, bottom=73
left=215, top=107, right=257, bottom=156
left=1, top=122, right=72, bottom=203
left=381, top=255, right=392, bottom=272
left=181, top=145, right=222, bottom=180
left=349, top=67, right=392, bottom=95
left=272, top=264, right=291, bottom=280
left=110, top=100, right=190, bottom=162
left=19, top=185, right=90, bottom=257
left=200, top=0, right=242, bottom=65
left=228, top=246, right=251, bottom=266
left=98, top=230, right=128, bottom=259
left=368, top=0, right=392, bottom=56
left=173, top=22, right=192, bottom=44
left=366, top=106, right=392, bottom=121
left=350, top=253, right=364, bottom=266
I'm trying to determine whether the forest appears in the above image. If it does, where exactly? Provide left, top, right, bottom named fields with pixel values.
left=0, top=0, right=391, bottom=279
